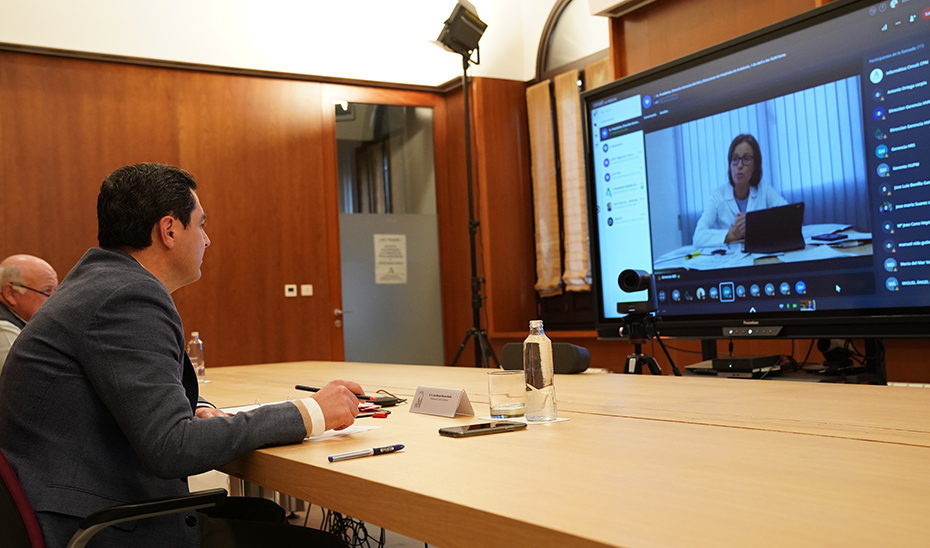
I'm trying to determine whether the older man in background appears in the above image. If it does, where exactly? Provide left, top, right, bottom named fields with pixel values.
left=0, top=254, right=59, bottom=369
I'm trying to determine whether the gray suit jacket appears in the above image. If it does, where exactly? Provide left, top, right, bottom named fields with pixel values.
left=0, top=248, right=307, bottom=547
left=0, top=302, right=26, bottom=372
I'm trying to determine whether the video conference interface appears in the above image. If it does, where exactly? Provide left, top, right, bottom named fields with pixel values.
left=588, top=1, right=930, bottom=321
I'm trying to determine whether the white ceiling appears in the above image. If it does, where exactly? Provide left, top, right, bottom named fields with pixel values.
left=0, top=0, right=607, bottom=86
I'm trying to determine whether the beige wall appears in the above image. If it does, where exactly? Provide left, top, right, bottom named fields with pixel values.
left=0, top=0, right=570, bottom=86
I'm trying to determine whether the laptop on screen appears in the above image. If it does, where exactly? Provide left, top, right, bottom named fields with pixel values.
left=743, top=202, right=805, bottom=254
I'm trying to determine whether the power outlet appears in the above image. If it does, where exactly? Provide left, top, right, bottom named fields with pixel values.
left=284, top=284, right=297, bottom=298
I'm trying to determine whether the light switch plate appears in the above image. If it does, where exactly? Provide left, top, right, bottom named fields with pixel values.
left=285, top=284, right=297, bottom=297
left=300, top=284, right=313, bottom=296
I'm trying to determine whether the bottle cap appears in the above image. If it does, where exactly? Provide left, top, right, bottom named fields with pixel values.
left=192, top=331, right=199, bottom=337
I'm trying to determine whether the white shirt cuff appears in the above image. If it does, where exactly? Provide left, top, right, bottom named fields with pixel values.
left=302, top=397, right=326, bottom=437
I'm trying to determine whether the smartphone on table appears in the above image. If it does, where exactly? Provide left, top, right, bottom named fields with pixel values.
left=438, top=421, right=527, bottom=438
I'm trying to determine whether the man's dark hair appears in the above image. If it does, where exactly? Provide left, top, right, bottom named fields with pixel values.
left=727, top=134, right=763, bottom=189
left=97, top=163, right=198, bottom=249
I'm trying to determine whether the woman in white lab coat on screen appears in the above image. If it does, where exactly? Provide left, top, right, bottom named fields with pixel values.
left=692, top=133, right=787, bottom=248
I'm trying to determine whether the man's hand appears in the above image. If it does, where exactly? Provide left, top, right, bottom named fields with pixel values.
left=195, top=406, right=229, bottom=419
left=311, top=379, right=365, bottom=431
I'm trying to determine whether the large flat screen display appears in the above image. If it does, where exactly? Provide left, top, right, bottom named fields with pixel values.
left=583, top=0, right=930, bottom=339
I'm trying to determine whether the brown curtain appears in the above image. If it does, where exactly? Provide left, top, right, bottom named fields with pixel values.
left=525, top=58, right=611, bottom=298
left=554, top=70, right=590, bottom=292
left=585, top=57, right=613, bottom=90
left=525, top=80, right=562, bottom=297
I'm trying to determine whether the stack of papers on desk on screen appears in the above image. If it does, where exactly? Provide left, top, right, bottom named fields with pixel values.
left=654, top=246, right=753, bottom=270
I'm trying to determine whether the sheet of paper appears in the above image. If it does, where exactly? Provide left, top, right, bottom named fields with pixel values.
left=222, top=401, right=381, bottom=440
left=222, top=403, right=263, bottom=414
left=374, top=234, right=407, bottom=284
left=802, top=223, right=853, bottom=238
left=655, top=246, right=753, bottom=271
left=305, top=424, right=381, bottom=442
left=778, top=244, right=850, bottom=263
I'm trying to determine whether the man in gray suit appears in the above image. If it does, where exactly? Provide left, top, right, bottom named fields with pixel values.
left=0, top=163, right=358, bottom=547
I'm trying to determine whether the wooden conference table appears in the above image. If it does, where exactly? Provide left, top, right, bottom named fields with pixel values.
left=200, top=361, right=930, bottom=548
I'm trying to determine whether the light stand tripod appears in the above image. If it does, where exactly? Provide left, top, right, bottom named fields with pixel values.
left=449, top=50, right=498, bottom=369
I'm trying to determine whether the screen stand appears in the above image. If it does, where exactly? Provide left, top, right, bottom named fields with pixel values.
left=701, top=340, right=717, bottom=361
left=816, top=339, right=886, bottom=385
left=864, top=339, right=888, bottom=385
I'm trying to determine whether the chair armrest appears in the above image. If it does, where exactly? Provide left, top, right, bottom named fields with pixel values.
left=68, top=488, right=227, bottom=548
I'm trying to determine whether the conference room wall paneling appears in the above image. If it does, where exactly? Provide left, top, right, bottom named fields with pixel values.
left=607, top=0, right=826, bottom=82
left=0, top=52, right=356, bottom=367
left=0, top=50, right=479, bottom=367
left=437, top=84, right=487, bottom=367
left=172, top=72, right=335, bottom=366
left=435, top=86, right=477, bottom=367
left=471, top=78, right=538, bottom=339
left=0, top=52, right=182, bottom=278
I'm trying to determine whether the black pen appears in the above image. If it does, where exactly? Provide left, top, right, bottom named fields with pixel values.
left=356, top=410, right=391, bottom=418
left=328, top=444, right=404, bottom=463
left=295, top=384, right=375, bottom=401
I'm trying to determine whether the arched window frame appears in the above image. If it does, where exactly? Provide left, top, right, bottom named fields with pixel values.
left=534, top=0, right=610, bottom=85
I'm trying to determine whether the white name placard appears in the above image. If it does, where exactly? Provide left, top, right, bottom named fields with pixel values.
left=409, top=386, right=475, bottom=418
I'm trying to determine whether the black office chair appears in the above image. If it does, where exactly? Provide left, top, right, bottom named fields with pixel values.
left=0, top=447, right=227, bottom=548
left=500, top=342, right=591, bottom=374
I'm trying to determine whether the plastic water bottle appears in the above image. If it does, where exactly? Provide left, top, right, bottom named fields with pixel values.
left=187, top=331, right=207, bottom=383
left=523, top=320, right=557, bottom=422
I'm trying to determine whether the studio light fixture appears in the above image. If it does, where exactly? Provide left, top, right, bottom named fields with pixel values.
left=436, top=0, right=487, bottom=60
